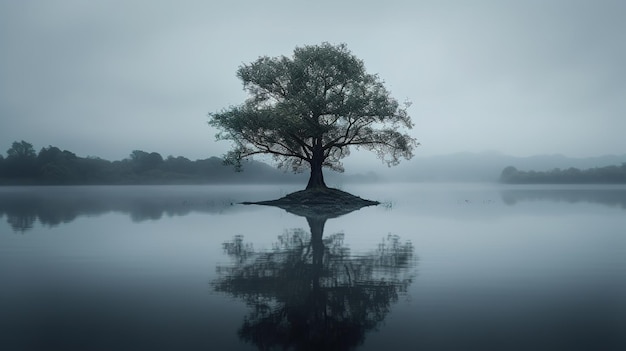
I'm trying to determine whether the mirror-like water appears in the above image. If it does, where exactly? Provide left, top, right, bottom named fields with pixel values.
left=1, top=184, right=625, bottom=350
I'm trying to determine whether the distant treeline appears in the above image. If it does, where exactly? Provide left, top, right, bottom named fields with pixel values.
left=500, top=164, right=626, bottom=184
left=0, top=140, right=304, bottom=185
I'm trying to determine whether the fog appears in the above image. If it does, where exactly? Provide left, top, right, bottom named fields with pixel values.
left=1, top=1, right=625, bottom=170
left=2, top=183, right=625, bottom=233
left=2, top=184, right=625, bottom=349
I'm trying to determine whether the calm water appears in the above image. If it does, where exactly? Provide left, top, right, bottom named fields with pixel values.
left=1, top=184, right=625, bottom=350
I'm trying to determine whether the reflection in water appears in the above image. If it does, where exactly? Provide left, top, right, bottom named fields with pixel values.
left=501, top=187, right=626, bottom=209
left=0, top=186, right=239, bottom=233
left=213, top=208, right=416, bottom=350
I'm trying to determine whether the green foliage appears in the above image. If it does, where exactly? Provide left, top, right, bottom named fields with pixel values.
left=7, top=140, right=36, bottom=160
left=36, top=146, right=79, bottom=183
left=209, top=42, right=418, bottom=175
left=4, top=140, right=37, bottom=177
left=130, top=150, right=164, bottom=173
left=0, top=140, right=303, bottom=185
left=500, top=164, right=626, bottom=184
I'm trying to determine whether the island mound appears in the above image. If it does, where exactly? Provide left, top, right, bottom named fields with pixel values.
left=241, top=187, right=379, bottom=219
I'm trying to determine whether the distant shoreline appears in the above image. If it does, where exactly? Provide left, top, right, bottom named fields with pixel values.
left=499, top=164, right=626, bottom=184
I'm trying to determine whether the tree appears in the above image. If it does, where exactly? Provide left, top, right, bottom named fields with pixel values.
left=7, top=140, right=36, bottom=160
left=129, top=150, right=163, bottom=173
left=209, top=43, right=418, bottom=189
left=4, top=140, right=37, bottom=178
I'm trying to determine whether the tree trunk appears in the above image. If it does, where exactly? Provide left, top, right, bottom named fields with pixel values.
left=306, top=142, right=327, bottom=190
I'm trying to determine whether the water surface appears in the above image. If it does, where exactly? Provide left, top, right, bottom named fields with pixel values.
left=1, top=184, right=625, bottom=350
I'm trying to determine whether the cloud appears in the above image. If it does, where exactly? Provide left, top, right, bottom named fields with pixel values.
left=1, top=0, right=625, bottom=163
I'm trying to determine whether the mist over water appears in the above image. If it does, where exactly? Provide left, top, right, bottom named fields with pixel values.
left=1, top=184, right=625, bottom=350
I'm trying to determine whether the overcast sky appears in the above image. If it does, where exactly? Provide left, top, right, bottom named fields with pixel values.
left=1, top=0, right=625, bottom=168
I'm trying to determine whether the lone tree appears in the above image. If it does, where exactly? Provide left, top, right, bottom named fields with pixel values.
left=209, top=43, right=417, bottom=189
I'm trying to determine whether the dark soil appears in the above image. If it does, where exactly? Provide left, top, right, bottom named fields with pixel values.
left=241, top=187, right=379, bottom=219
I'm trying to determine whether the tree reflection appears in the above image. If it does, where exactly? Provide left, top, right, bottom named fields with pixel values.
left=213, top=211, right=415, bottom=350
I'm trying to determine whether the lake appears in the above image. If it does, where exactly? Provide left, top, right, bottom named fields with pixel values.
left=1, top=184, right=625, bottom=350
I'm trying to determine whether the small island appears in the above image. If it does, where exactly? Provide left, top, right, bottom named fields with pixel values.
left=242, top=187, right=379, bottom=219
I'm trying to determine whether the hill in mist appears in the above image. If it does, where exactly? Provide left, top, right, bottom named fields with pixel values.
left=371, top=152, right=626, bottom=182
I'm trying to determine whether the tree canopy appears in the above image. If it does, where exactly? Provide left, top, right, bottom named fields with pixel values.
left=3, top=140, right=37, bottom=177
left=500, top=164, right=626, bottom=184
left=209, top=42, right=418, bottom=189
left=0, top=140, right=303, bottom=185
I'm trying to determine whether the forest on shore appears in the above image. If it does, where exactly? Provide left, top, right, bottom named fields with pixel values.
left=0, top=140, right=304, bottom=185
left=3, top=140, right=626, bottom=185
left=500, top=164, right=626, bottom=184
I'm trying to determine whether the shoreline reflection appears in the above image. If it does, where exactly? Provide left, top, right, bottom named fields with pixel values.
left=0, top=186, right=248, bottom=233
left=501, top=187, right=626, bottom=209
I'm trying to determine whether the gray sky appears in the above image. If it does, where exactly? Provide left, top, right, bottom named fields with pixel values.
left=1, top=0, right=625, bottom=167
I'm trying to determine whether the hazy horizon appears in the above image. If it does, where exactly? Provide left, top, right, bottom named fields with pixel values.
left=2, top=1, right=625, bottom=168
left=3, top=138, right=626, bottom=161
left=2, top=138, right=625, bottom=184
